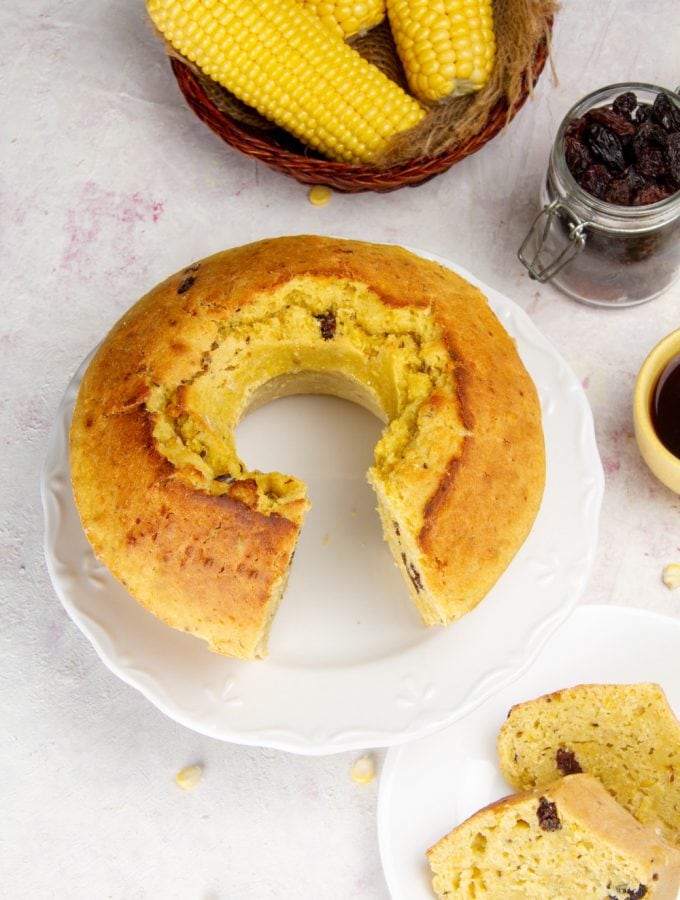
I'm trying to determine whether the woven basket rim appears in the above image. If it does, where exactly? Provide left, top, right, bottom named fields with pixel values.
left=170, top=21, right=552, bottom=193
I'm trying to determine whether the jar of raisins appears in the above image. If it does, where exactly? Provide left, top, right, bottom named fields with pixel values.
left=518, top=83, right=680, bottom=307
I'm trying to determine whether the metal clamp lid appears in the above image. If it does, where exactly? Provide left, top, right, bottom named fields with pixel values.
left=518, top=200, right=590, bottom=282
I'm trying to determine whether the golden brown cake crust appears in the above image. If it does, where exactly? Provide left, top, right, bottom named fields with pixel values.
left=69, top=235, right=545, bottom=658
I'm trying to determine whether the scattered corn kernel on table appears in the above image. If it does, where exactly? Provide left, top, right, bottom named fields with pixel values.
left=3, top=1, right=680, bottom=898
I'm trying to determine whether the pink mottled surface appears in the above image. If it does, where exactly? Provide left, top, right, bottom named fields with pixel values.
left=2, top=1, right=679, bottom=898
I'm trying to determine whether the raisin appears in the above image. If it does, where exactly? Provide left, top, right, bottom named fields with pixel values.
left=585, top=122, right=626, bottom=173
left=536, top=797, right=561, bottom=831
left=625, top=167, right=648, bottom=194
left=637, top=145, right=667, bottom=178
left=400, top=552, right=423, bottom=593
left=665, top=132, right=680, bottom=185
left=565, top=134, right=592, bottom=177
left=214, top=473, right=235, bottom=483
left=555, top=747, right=583, bottom=775
left=635, top=182, right=671, bottom=205
left=651, top=92, right=680, bottom=132
left=633, top=120, right=666, bottom=155
left=605, top=175, right=632, bottom=205
left=579, top=163, right=612, bottom=199
left=565, top=116, right=587, bottom=142
left=314, top=310, right=336, bottom=340
left=409, top=565, right=423, bottom=592
left=586, top=107, right=636, bottom=142
left=608, top=885, right=648, bottom=900
left=634, top=103, right=652, bottom=125
left=612, top=91, right=637, bottom=118
left=177, top=275, right=196, bottom=294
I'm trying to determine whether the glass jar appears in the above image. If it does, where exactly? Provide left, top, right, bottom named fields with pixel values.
left=518, top=83, right=680, bottom=307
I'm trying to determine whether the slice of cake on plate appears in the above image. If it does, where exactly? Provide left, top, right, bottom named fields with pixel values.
left=427, top=773, right=680, bottom=899
left=497, top=682, right=680, bottom=846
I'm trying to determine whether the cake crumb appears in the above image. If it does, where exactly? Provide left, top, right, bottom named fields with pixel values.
left=308, top=185, right=332, bottom=206
left=323, top=533, right=330, bottom=545
left=350, top=754, right=376, bottom=785
left=175, top=764, right=203, bottom=790
left=662, top=564, right=680, bottom=589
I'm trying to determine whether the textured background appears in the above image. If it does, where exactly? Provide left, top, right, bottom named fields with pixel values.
left=2, top=1, right=679, bottom=897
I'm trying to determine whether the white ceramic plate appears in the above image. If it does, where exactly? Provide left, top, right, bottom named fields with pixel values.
left=41, top=250, right=603, bottom=755
left=377, top=604, right=680, bottom=900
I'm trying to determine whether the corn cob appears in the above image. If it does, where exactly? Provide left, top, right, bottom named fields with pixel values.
left=300, top=0, right=386, bottom=39
left=386, top=0, right=496, bottom=103
left=146, top=0, right=425, bottom=164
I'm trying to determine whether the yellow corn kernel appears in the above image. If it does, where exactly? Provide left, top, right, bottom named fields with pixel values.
left=147, top=0, right=425, bottom=164
left=308, top=184, right=333, bottom=205
left=175, top=764, right=203, bottom=790
left=662, top=563, right=680, bottom=589
left=386, top=0, right=496, bottom=103
left=350, top=754, right=377, bottom=784
left=300, top=0, right=386, bottom=38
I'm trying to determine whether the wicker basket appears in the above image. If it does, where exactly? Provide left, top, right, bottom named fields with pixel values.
left=169, top=23, right=551, bottom=194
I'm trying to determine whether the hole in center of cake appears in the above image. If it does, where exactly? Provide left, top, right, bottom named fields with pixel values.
left=146, top=277, right=466, bottom=533
left=235, top=392, right=427, bottom=665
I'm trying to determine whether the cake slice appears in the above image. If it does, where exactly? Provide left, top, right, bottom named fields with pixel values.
left=426, top=773, right=680, bottom=899
left=497, top=682, right=680, bottom=846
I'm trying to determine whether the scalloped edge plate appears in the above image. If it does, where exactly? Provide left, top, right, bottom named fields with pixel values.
left=377, top=604, right=680, bottom=899
left=41, top=245, right=603, bottom=755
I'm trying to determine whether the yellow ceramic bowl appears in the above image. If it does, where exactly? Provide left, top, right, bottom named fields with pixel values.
left=633, top=328, right=680, bottom=494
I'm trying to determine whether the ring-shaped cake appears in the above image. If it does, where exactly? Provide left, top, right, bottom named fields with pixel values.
left=69, top=236, right=545, bottom=659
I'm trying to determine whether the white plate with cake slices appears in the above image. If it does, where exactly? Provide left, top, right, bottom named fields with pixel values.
left=41, top=249, right=603, bottom=755
left=377, top=604, right=680, bottom=900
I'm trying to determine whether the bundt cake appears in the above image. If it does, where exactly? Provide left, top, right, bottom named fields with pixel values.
left=426, top=773, right=680, bottom=899
left=69, top=235, right=545, bottom=659
left=497, top=682, right=680, bottom=847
